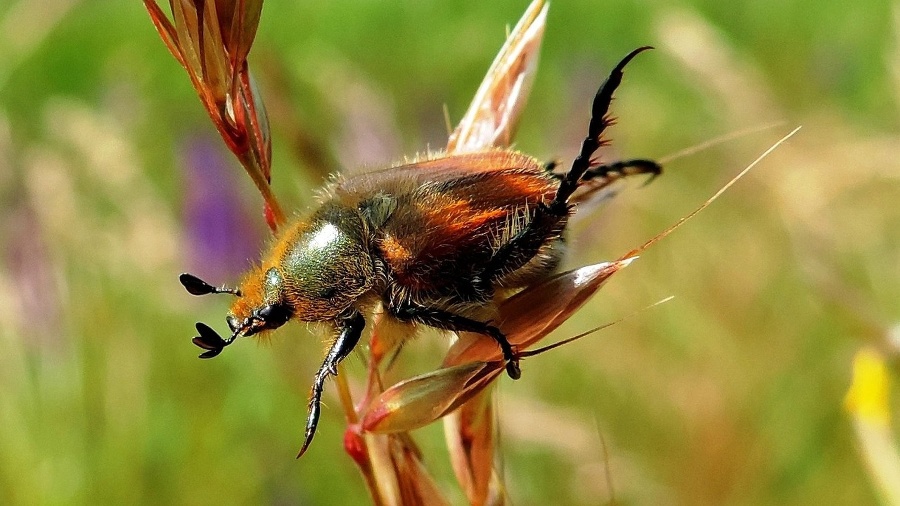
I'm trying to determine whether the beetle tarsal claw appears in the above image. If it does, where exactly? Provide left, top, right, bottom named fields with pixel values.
left=297, top=401, right=320, bottom=458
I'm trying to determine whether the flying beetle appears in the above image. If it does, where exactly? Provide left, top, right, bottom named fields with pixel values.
left=181, top=47, right=660, bottom=456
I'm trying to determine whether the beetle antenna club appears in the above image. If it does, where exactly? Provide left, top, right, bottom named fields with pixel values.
left=179, top=273, right=242, bottom=297
left=190, top=321, right=239, bottom=359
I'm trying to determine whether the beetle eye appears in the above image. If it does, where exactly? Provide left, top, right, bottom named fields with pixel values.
left=226, top=315, right=241, bottom=334
left=257, top=303, right=292, bottom=329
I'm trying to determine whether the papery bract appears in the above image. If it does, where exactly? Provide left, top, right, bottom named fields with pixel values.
left=447, top=0, right=548, bottom=153
left=444, top=389, right=497, bottom=506
left=362, top=362, right=504, bottom=434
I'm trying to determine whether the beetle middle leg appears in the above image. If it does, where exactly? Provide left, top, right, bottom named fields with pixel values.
left=545, top=158, right=661, bottom=188
left=581, top=158, right=661, bottom=187
left=298, top=309, right=365, bottom=457
left=390, top=300, right=521, bottom=379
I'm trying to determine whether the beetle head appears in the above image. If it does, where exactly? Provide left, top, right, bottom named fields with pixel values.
left=226, top=265, right=294, bottom=337
left=179, top=269, right=292, bottom=358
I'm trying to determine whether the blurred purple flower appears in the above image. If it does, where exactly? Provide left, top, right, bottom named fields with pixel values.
left=181, top=135, right=263, bottom=281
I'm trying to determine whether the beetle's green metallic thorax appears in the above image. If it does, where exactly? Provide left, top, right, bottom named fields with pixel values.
left=275, top=203, right=375, bottom=321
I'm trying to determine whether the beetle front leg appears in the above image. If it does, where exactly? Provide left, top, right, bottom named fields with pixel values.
left=297, top=309, right=365, bottom=458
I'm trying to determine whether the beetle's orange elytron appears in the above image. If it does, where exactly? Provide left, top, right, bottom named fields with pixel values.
left=181, top=47, right=660, bottom=456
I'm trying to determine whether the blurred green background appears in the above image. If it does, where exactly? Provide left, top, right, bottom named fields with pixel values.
left=1, top=0, right=898, bottom=504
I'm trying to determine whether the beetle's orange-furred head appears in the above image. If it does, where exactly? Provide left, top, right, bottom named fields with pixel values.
left=226, top=203, right=375, bottom=338
left=226, top=264, right=293, bottom=338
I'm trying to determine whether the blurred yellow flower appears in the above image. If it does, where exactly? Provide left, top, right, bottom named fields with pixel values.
left=846, top=347, right=891, bottom=429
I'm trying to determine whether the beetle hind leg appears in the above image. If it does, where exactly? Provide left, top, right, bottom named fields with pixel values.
left=482, top=48, right=658, bottom=304
left=551, top=46, right=653, bottom=213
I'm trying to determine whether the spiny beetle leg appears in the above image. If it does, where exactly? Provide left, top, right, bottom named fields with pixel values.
left=553, top=46, right=653, bottom=211
left=297, top=311, right=365, bottom=458
left=391, top=301, right=521, bottom=380
left=581, top=158, right=662, bottom=187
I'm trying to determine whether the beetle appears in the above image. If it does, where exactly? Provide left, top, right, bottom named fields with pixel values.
left=181, top=46, right=660, bottom=456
